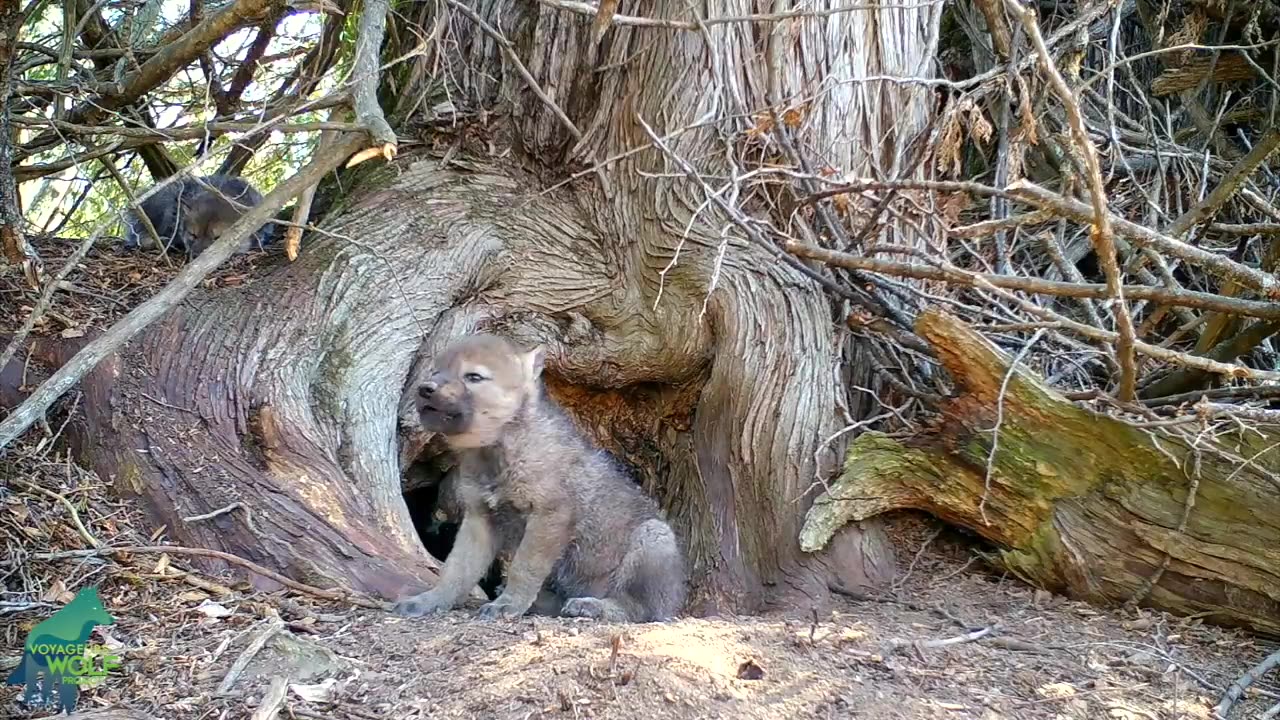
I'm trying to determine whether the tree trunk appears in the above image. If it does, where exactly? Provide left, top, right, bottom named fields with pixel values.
left=802, top=309, right=1280, bottom=637
left=7, top=0, right=946, bottom=613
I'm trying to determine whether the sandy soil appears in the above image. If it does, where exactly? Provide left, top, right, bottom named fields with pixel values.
left=3, top=515, right=1275, bottom=720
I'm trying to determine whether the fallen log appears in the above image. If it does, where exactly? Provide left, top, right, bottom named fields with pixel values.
left=802, top=309, right=1280, bottom=637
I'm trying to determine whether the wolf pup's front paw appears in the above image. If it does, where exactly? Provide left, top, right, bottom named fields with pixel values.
left=476, top=594, right=530, bottom=621
left=561, top=596, right=630, bottom=622
left=394, top=591, right=451, bottom=617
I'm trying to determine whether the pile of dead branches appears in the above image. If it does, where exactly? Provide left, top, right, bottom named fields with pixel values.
left=767, top=0, right=1280, bottom=418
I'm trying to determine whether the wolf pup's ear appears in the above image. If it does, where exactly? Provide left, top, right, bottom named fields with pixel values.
left=524, top=346, right=546, bottom=381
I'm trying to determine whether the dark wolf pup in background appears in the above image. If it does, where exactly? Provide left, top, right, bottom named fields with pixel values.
left=123, top=174, right=273, bottom=258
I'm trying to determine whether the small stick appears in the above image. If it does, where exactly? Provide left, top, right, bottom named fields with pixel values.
left=799, top=178, right=1280, bottom=296
left=887, top=625, right=996, bottom=653
left=283, top=109, right=345, bottom=261
left=1007, top=0, right=1136, bottom=401
left=34, top=544, right=393, bottom=610
left=184, top=501, right=259, bottom=535
left=0, top=226, right=101, bottom=376
left=11, top=478, right=102, bottom=548
left=217, top=615, right=284, bottom=695
left=250, top=675, right=290, bottom=720
left=922, top=625, right=994, bottom=648
left=1215, top=648, right=1280, bottom=719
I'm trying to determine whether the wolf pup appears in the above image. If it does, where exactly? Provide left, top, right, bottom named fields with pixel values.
left=394, top=334, right=686, bottom=622
left=123, top=174, right=271, bottom=257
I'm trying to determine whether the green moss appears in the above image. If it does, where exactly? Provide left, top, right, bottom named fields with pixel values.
left=114, top=458, right=145, bottom=495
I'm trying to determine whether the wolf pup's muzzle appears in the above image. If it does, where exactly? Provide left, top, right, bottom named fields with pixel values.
left=416, top=375, right=472, bottom=435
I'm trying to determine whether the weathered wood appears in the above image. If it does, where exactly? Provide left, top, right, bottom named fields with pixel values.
left=4, top=0, right=956, bottom=614
left=802, top=309, right=1280, bottom=636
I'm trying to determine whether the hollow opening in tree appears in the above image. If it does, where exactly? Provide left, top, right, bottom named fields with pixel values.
left=402, top=458, right=504, bottom=601
left=402, top=457, right=455, bottom=563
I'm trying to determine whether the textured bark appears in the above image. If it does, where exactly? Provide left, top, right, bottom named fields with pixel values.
left=380, top=0, right=941, bottom=611
left=802, top=309, right=1280, bottom=637
left=6, top=0, right=947, bottom=611
left=0, top=0, right=39, bottom=284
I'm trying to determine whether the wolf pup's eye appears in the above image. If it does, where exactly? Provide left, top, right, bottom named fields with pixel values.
left=464, top=372, right=485, bottom=384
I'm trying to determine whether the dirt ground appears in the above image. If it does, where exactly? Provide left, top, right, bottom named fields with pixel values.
left=2, top=503, right=1276, bottom=720
left=2, top=241, right=1278, bottom=720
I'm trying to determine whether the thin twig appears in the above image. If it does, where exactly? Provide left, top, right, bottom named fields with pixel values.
left=184, top=502, right=260, bottom=535
left=10, top=478, right=102, bottom=548
left=1126, top=462, right=1200, bottom=609
left=949, top=210, right=1055, bottom=238
left=983, top=328, right=1047, bottom=527
left=1008, top=0, right=1136, bottom=400
left=801, top=178, right=1280, bottom=295
left=786, top=242, right=1280, bottom=321
left=1142, top=384, right=1280, bottom=407
left=445, top=0, right=580, bottom=142
left=1167, top=130, right=1280, bottom=239
left=34, top=544, right=392, bottom=610
left=0, top=227, right=101, bottom=377
left=922, top=625, right=995, bottom=648
left=1215, top=648, right=1280, bottom=719
left=13, top=116, right=366, bottom=137
left=635, top=114, right=888, bottom=313
left=18, top=0, right=282, bottom=156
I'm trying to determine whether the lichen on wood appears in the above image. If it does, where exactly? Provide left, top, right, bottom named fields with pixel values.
left=801, top=309, right=1280, bottom=636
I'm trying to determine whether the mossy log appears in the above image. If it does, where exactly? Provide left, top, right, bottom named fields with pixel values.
left=801, top=309, right=1280, bottom=636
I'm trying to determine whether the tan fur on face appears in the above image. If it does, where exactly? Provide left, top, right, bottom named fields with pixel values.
left=433, top=336, right=540, bottom=449
left=186, top=196, right=240, bottom=243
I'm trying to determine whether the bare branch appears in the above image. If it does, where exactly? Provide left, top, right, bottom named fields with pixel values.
left=19, top=0, right=281, bottom=158
left=351, top=0, right=396, bottom=149
left=1007, top=0, right=1137, bottom=401
left=14, top=116, right=365, bottom=138
left=223, top=12, right=284, bottom=110
left=786, top=242, right=1280, bottom=322
left=0, top=225, right=101, bottom=380
left=1216, top=648, right=1280, bottom=720
left=1167, top=130, right=1280, bottom=238
left=802, top=178, right=1280, bottom=296
left=1005, top=181, right=1280, bottom=297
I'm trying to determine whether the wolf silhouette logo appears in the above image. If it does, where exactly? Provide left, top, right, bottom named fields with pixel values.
left=5, top=586, right=117, bottom=714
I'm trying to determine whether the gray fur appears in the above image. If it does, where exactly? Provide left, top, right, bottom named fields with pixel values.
left=394, top=334, right=686, bottom=623
left=123, top=174, right=271, bottom=257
